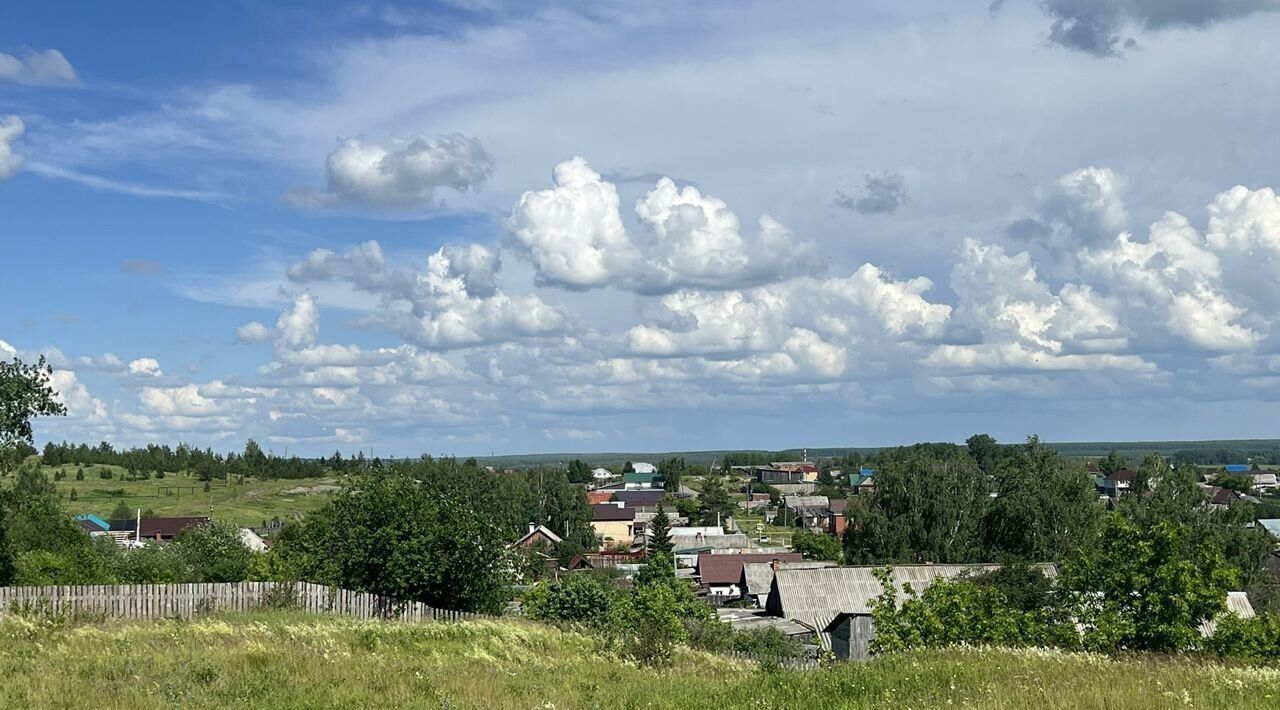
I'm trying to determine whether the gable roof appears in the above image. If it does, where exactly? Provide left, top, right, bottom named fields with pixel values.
left=1199, top=591, right=1255, bottom=637
left=672, top=533, right=752, bottom=552
left=697, top=553, right=804, bottom=585
left=767, top=564, right=1058, bottom=638
left=1225, top=464, right=1251, bottom=472
left=591, top=504, right=636, bottom=522
left=1106, top=468, right=1136, bottom=482
left=622, top=472, right=660, bottom=484
left=742, top=560, right=839, bottom=597
left=74, top=513, right=110, bottom=532
left=827, top=499, right=849, bottom=515
left=784, top=495, right=829, bottom=510
left=511, top=524, right=564, bottom=548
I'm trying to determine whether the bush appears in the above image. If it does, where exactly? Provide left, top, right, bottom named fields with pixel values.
left=75, top=468, right=84, bottom=481
left=523, top=573, right=616, bottom=628
left=171, top=520, right=252, bottom=583
left=98, top=469, right=112, bottom=480
left=609, top=582, right=687, bottom=666
left=1207, top=612, right=1280, bottom=662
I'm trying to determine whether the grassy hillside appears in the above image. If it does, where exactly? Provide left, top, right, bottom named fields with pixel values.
left=35, top=465, right=340, bottom=527
left=1, top=613, right=1276, bottom=709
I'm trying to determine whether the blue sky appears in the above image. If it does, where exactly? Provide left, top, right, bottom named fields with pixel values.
left=5, top=1, right=1280, bottom=456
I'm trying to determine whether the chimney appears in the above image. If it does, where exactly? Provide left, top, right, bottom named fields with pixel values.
left=528, top=522, right=537, bottom=535
left=771, top=558, right=780, bottom=572
left=696, top=532, right=704, bottom=544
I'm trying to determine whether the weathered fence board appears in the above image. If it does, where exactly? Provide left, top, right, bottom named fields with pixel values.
left=0, top=582, right=486, bottom=624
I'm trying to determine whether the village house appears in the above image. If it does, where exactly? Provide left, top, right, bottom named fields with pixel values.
left=740, top=560, right=839, bottom=607
left=590, top=503, right=636, bottom=547
left=782, top=495, right=830, bottom=528
left=696, top=552, right=804, bottom=599
left=591, top=467, right=614, bottom=482
left=768, top=564, right=1059, bottom=659
left=621, top=471, right=663, bottom=490
left=107, top=516, right=209, bottom=546
left=74, top=513, right=110, bottom=537
left=826, top=498, right=849, bottom=536
left=1099, top=468, right=1135, bottom=498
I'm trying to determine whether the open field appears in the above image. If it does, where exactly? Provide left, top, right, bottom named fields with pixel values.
left=35, top=465, right=341, bottom=527
left=1, top=613, right=1276, bottom=709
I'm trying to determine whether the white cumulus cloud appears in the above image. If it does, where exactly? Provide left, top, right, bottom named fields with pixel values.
left=286, top=133, right=495, bottom=209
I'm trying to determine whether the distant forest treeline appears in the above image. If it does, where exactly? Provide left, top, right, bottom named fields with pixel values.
left=31, top=438, right=1280, bottom=478
left=36, top=440, right=369, bottom=480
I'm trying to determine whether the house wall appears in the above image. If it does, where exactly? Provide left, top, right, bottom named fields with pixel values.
left=591, top=520, right=633, bottom=544
left=831, top=615, right=877, bottom=661
left=827, top=513, right=847, bottom=537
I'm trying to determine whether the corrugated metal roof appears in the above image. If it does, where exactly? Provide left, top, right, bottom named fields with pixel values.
left=767, top=564, right=1058, bottom=642
left=716, top=607, right=814, bottom=637
left=742, top=560, right=838, bottom=598
left=1259, top=519, right=1280, bottom=540
left=672, top=533, right=752, bottom=551
left=1199, top=592, right=1255, bottom=637
left=697, top=552, right=803, bottom=585
left=1225, top=464, right=1250, bottom=472
left=784, top=495, right=829, bottom=510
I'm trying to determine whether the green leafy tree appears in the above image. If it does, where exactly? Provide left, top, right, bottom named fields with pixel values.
left=171, top=520, right=252, bottom=583
left=110, top=500, right=132, bottom=522
left=0, top=355, right=67, bottom=473
left=697, top=473, right=734, bottom=527
left=608, top=580, right=687, bottom=666
left=565, top=459, right=592, bottom=484
left=965, top=433, right=1003, bottom=475
left=648, top=504, right=673, bottom=556
left=286, top=474, right=511, bottom=613
left=75, top=466, right=84, bottom=481
left=1098, top=449, right=1127, bottom=476
left=791, top=528, right=842, bottom=562
left=659, top=457, right=686, bottom=493
left=1217, top=473, right=1253, bottom=494
left=1, top=483, right=111, bottom=585
left=1060, top=515, right=1237, bottom=652
left=109, top=542, right=189, bottom=583
left=524, top=573, right=616, bottom=628
left=843, top=446, right=989, bottom=564
left=983, top=437, right=1100, bottom=561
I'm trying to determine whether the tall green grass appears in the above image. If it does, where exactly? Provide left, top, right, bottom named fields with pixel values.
left=1, top=612, right=1276, bottom=709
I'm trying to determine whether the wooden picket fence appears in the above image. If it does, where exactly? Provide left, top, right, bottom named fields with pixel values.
left=0, top=582, right=485, bottom=623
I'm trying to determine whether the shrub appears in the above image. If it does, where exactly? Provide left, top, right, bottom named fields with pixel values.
left=523, top=573, right=615, bottom=628
left=75, top=468, right=84, bottom=481
left=1207, top=612, right=1280, bottom=662
left=171, top=520, right=251, bottom=583
left=609, top=581, right=686, bottom=666
left=98, top=469, right=112, bottom=480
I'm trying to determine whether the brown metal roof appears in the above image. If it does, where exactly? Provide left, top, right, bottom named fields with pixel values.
left=591, top=504, right=636, bottom=521
left=108, top=516, right=209, bottom=538
left=697, top=552, right=804, bottom=585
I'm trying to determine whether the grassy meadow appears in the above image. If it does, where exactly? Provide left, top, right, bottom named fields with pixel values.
left=38, top=464, right=340, bottom=527
left=1, top=612, right=1276, bottom=709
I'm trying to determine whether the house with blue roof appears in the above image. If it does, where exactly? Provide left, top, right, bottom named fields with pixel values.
left=74, top=513, right=110, bottom=536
